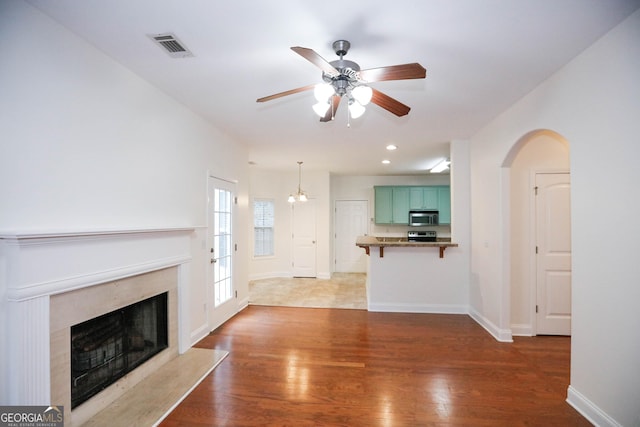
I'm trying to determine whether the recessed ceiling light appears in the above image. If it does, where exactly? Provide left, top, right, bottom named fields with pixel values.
left=382, top=160, right=391, bottom=164
left=386, top=144, right=397, bottom=151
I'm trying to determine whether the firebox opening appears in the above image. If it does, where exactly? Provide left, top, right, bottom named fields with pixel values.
left=70, top=292, right=168, bottom=409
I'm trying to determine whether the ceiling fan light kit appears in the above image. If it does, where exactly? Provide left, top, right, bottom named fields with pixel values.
left=257, top=40, right=426, bottom=124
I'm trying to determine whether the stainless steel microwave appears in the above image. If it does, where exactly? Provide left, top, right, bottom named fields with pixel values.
left=408, top=210, right=439, bottom=226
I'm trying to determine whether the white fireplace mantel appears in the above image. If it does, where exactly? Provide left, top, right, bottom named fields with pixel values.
left=0, top=227, right=194, bottom=406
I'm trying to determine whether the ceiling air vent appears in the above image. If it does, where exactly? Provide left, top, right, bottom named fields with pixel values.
left=148, top=33, right=194, bottom=58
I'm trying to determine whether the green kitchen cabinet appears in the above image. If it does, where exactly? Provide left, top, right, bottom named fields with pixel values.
left=375, top=185, right=451, bottom=225
left=374, top=186, right=410, bottom=224
left=374, top=186, right=394, bottom=224
left=437, top=186, right=451, bottom=224
left=391, top=187, right=410, bottom=224
left=409, top=187, right=439, bottom=209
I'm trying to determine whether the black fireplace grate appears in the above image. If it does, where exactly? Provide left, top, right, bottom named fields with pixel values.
left=70, top=292, right=168, bottom=408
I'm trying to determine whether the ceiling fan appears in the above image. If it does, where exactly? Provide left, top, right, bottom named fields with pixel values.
left=257, top=40, right=426, bottom=122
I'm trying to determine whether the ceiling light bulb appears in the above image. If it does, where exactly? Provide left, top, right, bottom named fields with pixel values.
left=312, top=101, right=330, bottom=117
left=314, top=83, right=335, bottom=102
left=288, top=194, right=296, bottom=203
left=386, top=144, right=397, bottom=151
left=352, top=85, right=373, bottom=105
left=382, top=159, right=391, bottom=164
left=348, top=101, right=366, bottom=119
left=298, top=193, right=308, bottom=202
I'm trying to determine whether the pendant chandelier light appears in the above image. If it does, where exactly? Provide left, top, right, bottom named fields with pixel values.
left=288, top=161, right=308, bottom=203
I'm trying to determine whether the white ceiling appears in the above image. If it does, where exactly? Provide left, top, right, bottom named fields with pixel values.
left=28, top=0, right=639, bottom=175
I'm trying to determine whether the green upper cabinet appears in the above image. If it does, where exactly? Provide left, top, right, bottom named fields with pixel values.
left=374, top=186, right=410, bottom=224
left=374, top=186, right=394, bottom=224
left=437, top=186, right=451, bottom=224
left=391, top=187, right=410, bottom=224
left=409, top=187, right=438, bottom=209
left=375, top=185, right=451, bottom=225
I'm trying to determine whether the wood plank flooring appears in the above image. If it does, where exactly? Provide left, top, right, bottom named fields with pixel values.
left=160, top=306, right=590, bottom=426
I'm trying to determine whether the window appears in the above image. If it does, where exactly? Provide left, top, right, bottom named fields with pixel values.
left=253, top=199, right=274, bottom=257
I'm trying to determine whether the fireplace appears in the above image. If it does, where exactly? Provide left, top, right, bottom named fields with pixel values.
left=2, top=228, right=192, bottom=426
left=71, top=292, right=168, bottom=408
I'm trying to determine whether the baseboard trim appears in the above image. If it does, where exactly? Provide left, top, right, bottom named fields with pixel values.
left=510, top=323, right=533, bottom=336
left=368, top=303, right=468, bottom=314
left=189, top=322, right=210, bottom=348
left=468, top=307, right=513, bottom=342
left=249, top=272, right=333, bottom=281
left=237, top=297, right=249, bottom=311
left=248, top=272, right=293, bottom=281
left=566, top=385, right=622, bottom=427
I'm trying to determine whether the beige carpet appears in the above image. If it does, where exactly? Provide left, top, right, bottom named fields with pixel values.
left=249, top=273, right=367, bottom=309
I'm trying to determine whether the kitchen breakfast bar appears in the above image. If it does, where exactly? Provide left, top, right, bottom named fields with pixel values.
left=355, top=235, right=458, bottom=258
left=355, top=235, right=467, bottom=314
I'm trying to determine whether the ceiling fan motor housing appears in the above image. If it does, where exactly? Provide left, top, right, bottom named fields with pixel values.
left=332, top=40, right=350, bottom=57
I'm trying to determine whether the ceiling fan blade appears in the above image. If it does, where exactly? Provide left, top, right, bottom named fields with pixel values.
left=320, top=95, right=341, bottom=122
left=358, top=63, right=426, bottom=82
left=370, top=88, right=411, bottom=117
left=291, top=46, right=340, bottom=76
left=256, top=84, right=315, bottom=103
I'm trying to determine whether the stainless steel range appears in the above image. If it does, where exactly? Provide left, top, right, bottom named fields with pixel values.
left=407, top=230, right=437, bottom=242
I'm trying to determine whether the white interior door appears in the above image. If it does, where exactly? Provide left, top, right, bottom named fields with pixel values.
left=335, top=200, right=368, bottom=273
left=208, top=177, right=237, bottom=331
left=536, top=172, right=572, bottom=335
left=292, top=199, right=317, bottom=278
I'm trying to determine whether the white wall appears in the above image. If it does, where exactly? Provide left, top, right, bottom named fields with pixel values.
left=0, top=1, right=250, bottom=400
left=469, top=9, right=640, bottom=426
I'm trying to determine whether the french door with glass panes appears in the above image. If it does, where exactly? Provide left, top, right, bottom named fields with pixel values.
left=208, top=177, right=236, bottom=330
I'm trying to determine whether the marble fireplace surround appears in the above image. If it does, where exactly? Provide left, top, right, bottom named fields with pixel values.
left=2, top=228, right=193, bottom=424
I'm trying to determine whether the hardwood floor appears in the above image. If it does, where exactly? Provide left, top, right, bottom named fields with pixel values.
left=160, top=306, right=590, bottom=426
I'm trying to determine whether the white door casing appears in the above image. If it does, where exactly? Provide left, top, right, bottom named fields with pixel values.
left=292, top=199, right=317, bottom=278
left=535, top=172, right=572, bottom=335
left=335, top=200, right=368, bottom=273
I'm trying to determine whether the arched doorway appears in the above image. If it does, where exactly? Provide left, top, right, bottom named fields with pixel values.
left=502, top=130, right=571, bottom=336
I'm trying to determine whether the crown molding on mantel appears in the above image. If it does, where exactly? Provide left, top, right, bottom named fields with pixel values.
left=0, top=226, right=196, bottom=240
left=2, top=227, right=195, bottom=302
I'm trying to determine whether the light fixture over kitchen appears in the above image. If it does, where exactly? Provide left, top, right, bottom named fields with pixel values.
left=430, top=159, right=451, bottom=173
left=288, top=161, right=308, bottom=203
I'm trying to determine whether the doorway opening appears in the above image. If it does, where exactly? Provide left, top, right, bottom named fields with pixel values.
left=503, top=130, right=571, bottom=336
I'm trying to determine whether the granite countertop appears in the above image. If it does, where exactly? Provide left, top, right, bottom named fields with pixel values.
left=355, top=236, right=458, bottom=258
left=355, top=235, right=458, bottom=248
